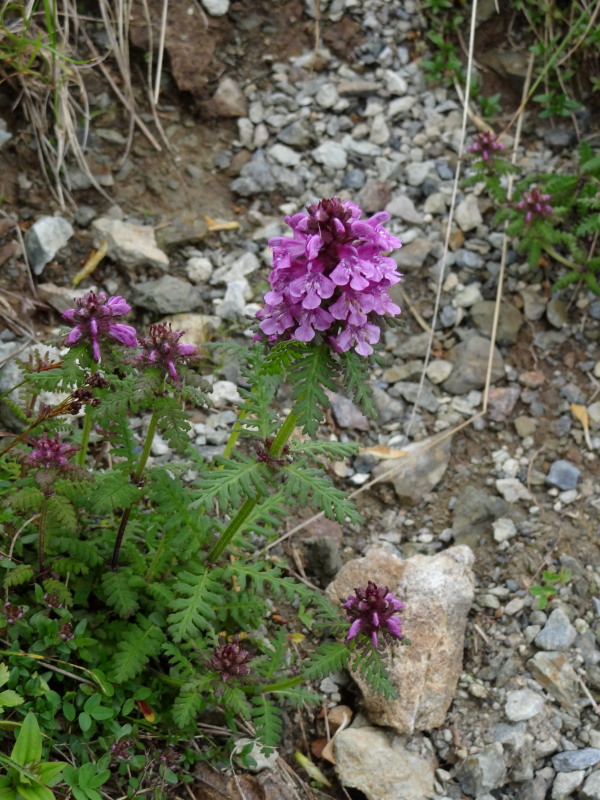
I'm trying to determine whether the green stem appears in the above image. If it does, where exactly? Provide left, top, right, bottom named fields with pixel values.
left=38, top=496, right=49, bottom=574
left=111, top=409, right=160, bottom=570
left=76, top=409, right=93, bottom=467
left=206, top=410, right=299, bottom=563
left=222, top=409, right=248, bottom=459
left=245, top=675, right=304, bottom=694
left=543, top=244, right=579, bottom=270
left=0, top=377, right=28, bottom=403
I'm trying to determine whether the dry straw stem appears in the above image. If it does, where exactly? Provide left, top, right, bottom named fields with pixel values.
left=266, top=0, right=535, bottom=551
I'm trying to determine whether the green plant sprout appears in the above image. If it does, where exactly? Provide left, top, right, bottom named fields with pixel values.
left=529, top=568, right=572, bottom=610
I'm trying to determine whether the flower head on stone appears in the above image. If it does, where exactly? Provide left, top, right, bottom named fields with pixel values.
left=209, top=639, right=252, bottom=683
left=516, top=188, right=553, bottom=224
left=467, top=130, right=505, bottom=162
left=63, top=292, right=137, bottom=361
left=257, top=198, right=402, bottom=356
left=135, top=323, right=197, bottom=382
left=342, top=581, right=404, bottom=648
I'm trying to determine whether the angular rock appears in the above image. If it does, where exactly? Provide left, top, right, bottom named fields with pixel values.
left=487, top=386, right=520, bottom=422
left=495, top=478, right=533, bottom=503
left=37, top=283, right=90, bottom=314
left=209, top=77, right=247, bottom=116
left=200, top=0, right=229, bottom=16
left=326, top=546, right=475, bottom=734
left=505, top=689, right=545, bottom=721
left=528, top=651, right=580, bottom=710
left=326, top=391, right=369, bottom=431
left=133, top=276, right=201, bottom=314
left=552, top=749, right=600, bottom=772
left=456, top=742, right=507, bottom=796
left=334, top=728, right=436, bottom=800
left=93, top=218, right=169, bottom=270
left=552, top=770, right=585, bottom=800
left=580, top=770, right=600, bottom=800
left=546, top=460, right=580, bottom=491
left=388, top=381, right=439, bottom=413
left=455, top=194, right=483, bottom=232
left=442, top=335, right=504, bottom=395
left=312, top=141, right=347, bottom=170
left=392, top=238, right=432, bottom=271
left=470, top=300, right=524, bottom=346
left=534, top=608, right=577, bottom=651
left=24, top=216, right=74, bottom=275
left=372, top=433, right=452, bottom=504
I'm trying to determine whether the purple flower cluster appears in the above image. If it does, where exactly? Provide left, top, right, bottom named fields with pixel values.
left=63, top=291, right=137, bottom=361
left=135, top=323, right=197, bottom=382
left=26, top=432, right=77, bottom=471
left=257, top=197, right=403, bottom=356
left=342, top=580, right=404, bottom=648
left=467, top=130, right=506, bottom=161
left=209, top=639, right=252, bottom=683
left=516, top=188, right=553, bottom=224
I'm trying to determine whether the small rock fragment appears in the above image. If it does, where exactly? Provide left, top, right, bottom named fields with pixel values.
left=505, top=689, right=545, bottom=721
left=372, top=434, right=452, bottom=504
left=456, top=742, right=507, bottom=796
left=24, top=216, right=74, bottom=275
left=93, top=218, right=169, bottom=270
left=546, top=460, right=580, bottom=491
left=552, top=749, right=600, bottom=772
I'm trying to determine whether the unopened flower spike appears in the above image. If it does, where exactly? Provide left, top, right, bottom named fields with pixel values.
left=467, top=130, right=505, bottom=162
left=209, top=638, right=252, bottom=683
left=63, top=291, right=137, bottom=361
left=135, top=323, right=197, bottom=382
left=257, top=197, right=403, bottom=356
left=343, top=580, right=404, bottom=648
left=516, top=187, right=553, bottom=224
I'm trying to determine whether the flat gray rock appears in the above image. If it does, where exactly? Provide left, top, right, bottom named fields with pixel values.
left=442, top=335, right=504, bottom=395
left=24, top=215, right=74, bottom=275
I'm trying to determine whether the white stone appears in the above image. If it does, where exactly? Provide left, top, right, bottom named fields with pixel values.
left=552, top=770, right=585, bottom=800
left=210, top=380, right=242, bottom=408
left=92, top=218, right=168, bottom=270
left=384, top=70, right=408, bottom=95
left=455, top=194, right=483, bottom=232
left=24, top=216, right=74, bottom=275
left=312, top=141, right=348, bottom=170
left=495, top=478, right=533, bottom=503
left=493, top=517, right=517, bottom=543
left=426, top=359, right=453, bottom=384
left=316, top=83, right=339, bottom=109
left=268, top=143, right=301, bottom=167
left=151, top=433, right=170, bottom=456
left=454, top=284, right=483, bottom=308
left=388, top=96, right=417, bottom=116
left=200, top=0, right=229, bottom=17
left=186, top=256, right=213, bottom=284
left=505, top=689, right=545, bottom=721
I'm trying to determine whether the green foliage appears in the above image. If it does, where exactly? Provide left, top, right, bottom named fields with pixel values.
left=110, top=618, right=165, bottom=681
left=167, top=566, right=225, bottom=641
left=529, top=567, right=572, bottom=609
left=0, top=712, right=65, bottom=800
left=352, top=644, right=399, bottom=700
left=0, top=263, right=403, bottom=791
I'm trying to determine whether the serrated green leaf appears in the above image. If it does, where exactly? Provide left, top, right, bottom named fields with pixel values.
left=110, top=618, right=165, bottom=682
left=167, top=566, right=224, bottom=642
left=0, top=689, right=24, bottom=708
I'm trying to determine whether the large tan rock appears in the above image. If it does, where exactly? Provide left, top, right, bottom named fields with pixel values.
left=326, top=546, right=475, bottom=734
left=334, top=727, right=436, bottom=800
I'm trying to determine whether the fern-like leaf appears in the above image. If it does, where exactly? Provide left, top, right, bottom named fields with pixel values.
left=110, top=617, right=165, bottom=682
left=88, top=472, right=140, bottom=514
left=251, top=695, right=282, bottom=748
left=289, top=344, right=338, bottom=436
left=154, top=396, right=191, bottom=453
left=339, top=350, right=376, bottom=418
left=190, top=456, right=270, bottom=512
left=167, top=565, right=225, bottom=642
left=302, top=642, right=350, bottom=681
left=102, top=570, right=145, bottom=618
left=283, top=462, right=362, bottom=524
left=172, top=685, right=206, bottom=728
left=3, top=563, right=34, bottom=589
left=352, top=645, right=399, bottom=700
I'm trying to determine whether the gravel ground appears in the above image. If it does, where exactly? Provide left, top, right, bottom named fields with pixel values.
left=1, top=1, right=600, bottom=798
